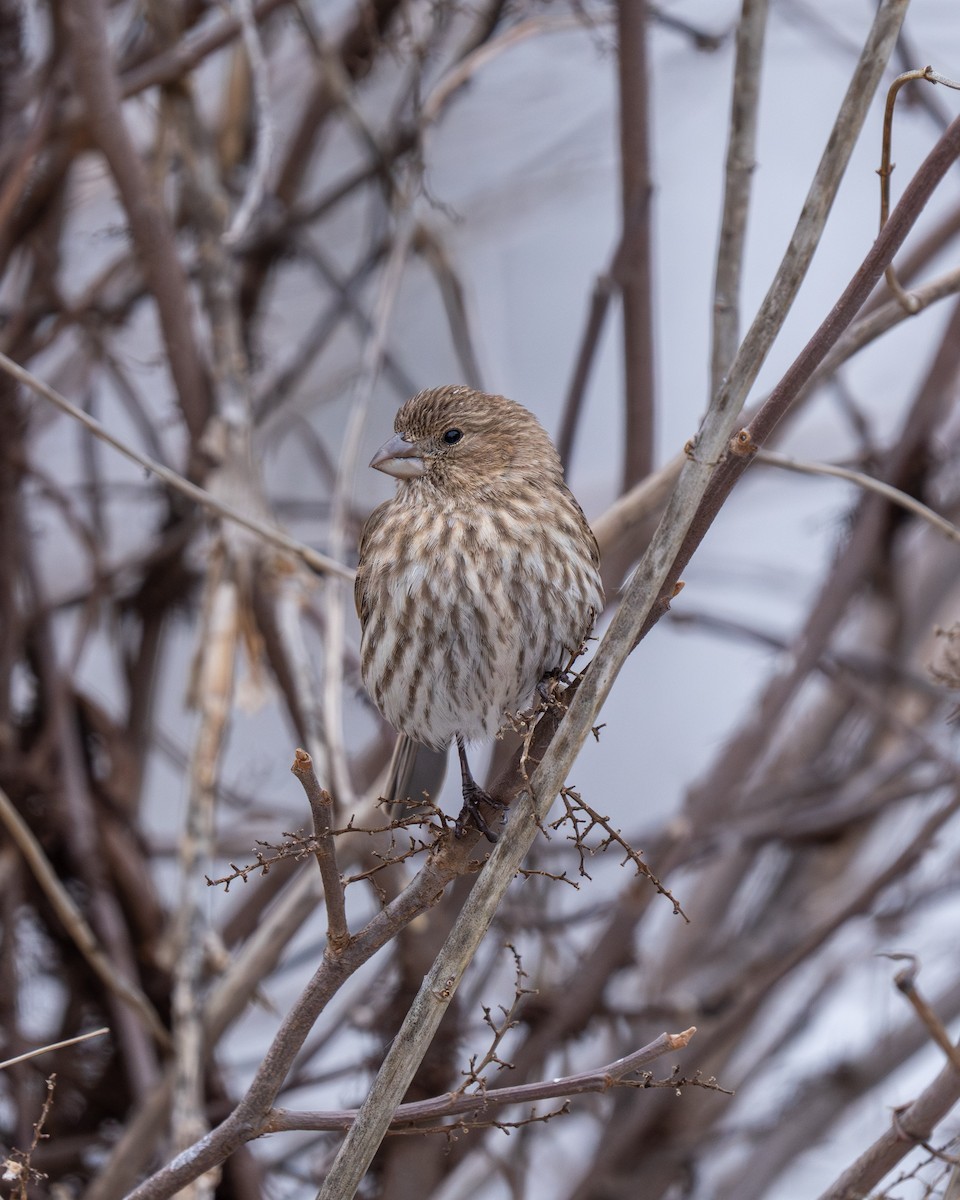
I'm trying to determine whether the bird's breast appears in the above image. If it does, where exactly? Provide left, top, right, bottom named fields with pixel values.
left=358, top=493, right=601, bottom=748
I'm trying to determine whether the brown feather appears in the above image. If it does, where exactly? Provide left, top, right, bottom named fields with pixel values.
left=355, top=386, right=604, bottom=753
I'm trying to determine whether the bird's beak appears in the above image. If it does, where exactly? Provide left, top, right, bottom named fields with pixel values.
left=370, top=432, right=427, bottom=479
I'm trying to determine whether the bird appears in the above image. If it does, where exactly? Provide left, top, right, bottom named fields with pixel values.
left=354, top=385, right=604, bottom=841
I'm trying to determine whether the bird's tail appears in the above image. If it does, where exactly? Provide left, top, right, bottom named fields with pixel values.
left=384, top=734, right=448, bottom=809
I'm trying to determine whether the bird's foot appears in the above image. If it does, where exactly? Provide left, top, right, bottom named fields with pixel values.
left=536, top=675, right=558, bottom=705
left=455, top=783, right=506, bottom=844
left=536, top=667, right=578, bottom=707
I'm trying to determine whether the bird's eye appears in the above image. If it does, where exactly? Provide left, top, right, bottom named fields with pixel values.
left=442, top=428, right=463, bottom=445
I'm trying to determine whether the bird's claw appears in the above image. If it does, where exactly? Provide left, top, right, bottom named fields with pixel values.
left=536, top=669, right=574, bottom=707
left=456, top=783, right=506, bottom=844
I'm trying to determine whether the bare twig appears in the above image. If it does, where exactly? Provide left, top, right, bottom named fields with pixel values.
left=0, top=351, right=353, bottom=580
left=0, top=786, right=169, bottom=1048
left=817, top=1046, right=960, bottom=1200
left=64, top=0, right=210, bottom=439
left=322, top=204, right=416, bottom=817
left=223, top=0, right=275, bottom=245
left=879, top=65, right=960, bottom=310
left=616, top=0, right=656, bottom=487
left=695, top=0, right=908, bottom=445
left=3, top=1074, right=57, bottom=1199
left=266, top=1027, right=702, bottom=1132
left=421, top=16, right=607, bottom=127
left=0, top=1028, right=110, bottom=1072
left=456, top=945, right=535, bottom=1092
left=291, top=748, right=350, bottom=949
left=753, top=448, right=960, bottom=545
left=172, top=556, right=240, bottom=1175
left=711, top=0, right=768, bottom=395
left=553, top=786, right=688, bottom=919
left=885, top=955, right=960, bottom=1073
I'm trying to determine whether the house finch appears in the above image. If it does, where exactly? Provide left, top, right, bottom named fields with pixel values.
left=355, top=385, right=604, bottom=841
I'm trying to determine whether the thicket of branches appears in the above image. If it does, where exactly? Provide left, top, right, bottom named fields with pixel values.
left=2, top=1, right=960, bottom=1198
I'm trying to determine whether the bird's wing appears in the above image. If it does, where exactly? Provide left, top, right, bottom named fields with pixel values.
left=354, top=500, right=390, bottom=626
left=566, top=485, right=603, bottom=571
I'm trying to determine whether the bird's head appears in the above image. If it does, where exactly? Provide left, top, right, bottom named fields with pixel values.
left=370, top=385, right=561, bottom=492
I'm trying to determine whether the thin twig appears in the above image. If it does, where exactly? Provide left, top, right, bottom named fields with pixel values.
left=266, top=1028, right=699, bottom=1131
left=884, top=955, right=960, bottom=1073
left=879, top=65, right=960, bottom=310
left=223, top=0, right=275, bottom=245
left=0, top=350, right=354, bottom=581
left=817, top=1035, right=960, bottom=1199
left=3, top=1073, right=57, bottom=1197
left=753, top=448, right=960, bottom=545
left=695, top=0, right=909, bottom=454
left=65, top=0, right=210, bottom=439
left=0, top=1028, right=110, bottom=1072
left=556, top=267, right=618, bottom=471
left=592, top=255, right=960, bottom=588
left=421, top=14, right=608, bottom=126
left=291, top=749, right=350, bottom=949
left=666, top=118, right=960, bottom=649
left=0, top=786, right=170, bottom=1048
left=322, top=202, right=416, bottom=816
left=616, top=0, right=656, bottom=488
left=415, top=224, right=485, bottom=389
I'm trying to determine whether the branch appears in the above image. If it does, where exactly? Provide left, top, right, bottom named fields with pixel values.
left=119, top=0, right=292, bottom=100
left=660, top=112, right=960, bottom=637
left=817, top=1048, right=960, bottom=1200
left=125, top=827, right=496, bottom=1198
left=616, top=0, right=656, bottom=487
left=65, top=0, right=210, bottom=440
left=694, top=0, right=908, bottom=451
left=291, top=749, right=350, bottom=950
left=886, top=956, right=960, bottom=1073
left=879, top=65, right=960, bottom=309
left=420, top=15, right=603, bottom=126
left=86, top=869, right=328, bottom=1200
left=0, top=785, right=170, bottom=1049
left=222, top=0, right=275, bottom=245
left=710, top=0, right=768, bottom=395
left=266, top=1028, right=700, bottom=1131
left=0, top=351, right=354, bottom=581
left=753, top=448, right=960, bottom=545
left=592, top=255, right=960, bottom=590
left=0, top=1028, right=109, bottom=1072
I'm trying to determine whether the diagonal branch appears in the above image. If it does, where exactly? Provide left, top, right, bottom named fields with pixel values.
left=753, top=448, right=960, bottom=545
left=65, top=0, right=210, bottom=440
left=0, top=351, right=353, bottom=581
left=0, top=788, right=168, bottom=1047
